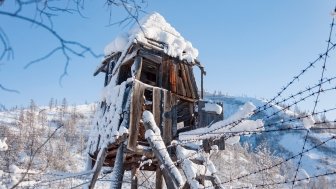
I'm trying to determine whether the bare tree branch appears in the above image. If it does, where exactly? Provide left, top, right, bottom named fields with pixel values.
left=0, top=0, right=104, bottom=87
left=9, top=124, right=63, bottom=189
left=0, top=84, right=19, bottom=93
left=0, top=0, right=147, bottom=90
left=106, top=0, right=147, bottom=27
left=0, top=27, right=14, bottom=61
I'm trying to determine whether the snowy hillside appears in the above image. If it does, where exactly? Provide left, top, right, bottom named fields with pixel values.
left=0, top=96, right=335, bottom=188
left=0, top=102, right=97, bottom=188
left=206, top=94, right=336, bottom=185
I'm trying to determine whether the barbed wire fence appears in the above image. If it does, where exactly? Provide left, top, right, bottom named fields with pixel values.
left=1, top=4, right=336, bottom=189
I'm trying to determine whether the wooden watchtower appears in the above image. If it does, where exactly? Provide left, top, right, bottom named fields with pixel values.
left=86, top=13, right=224, bottom=189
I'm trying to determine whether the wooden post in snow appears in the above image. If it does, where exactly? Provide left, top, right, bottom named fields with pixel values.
left=142, top=111, right=184, bottom=189
left=88, top=147, right=107, bottom=189
left=110, top=144, right=126, bottom=189
left=155, top=167, right=163, bottom=189
left=131, top=166, right=138, bottom=189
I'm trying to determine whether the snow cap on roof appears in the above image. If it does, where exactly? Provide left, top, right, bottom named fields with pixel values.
left=104, top=12, right=199, bottom=63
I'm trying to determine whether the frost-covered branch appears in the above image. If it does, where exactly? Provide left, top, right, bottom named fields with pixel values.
left=9, top=124, right=63, bottom=189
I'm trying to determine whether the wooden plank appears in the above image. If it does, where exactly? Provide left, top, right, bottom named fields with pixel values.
left=138, top=49, right=162, bottom=64
left=169, top=60, right=177, bottom=93
left=127, top=81, right=145, bottom=151
left=88, top=147, right=107, bottom=189
left=153, top=87, right=162, bottom=129
left=180, top=64, right=192, bottom=98
left=131, top=166, right=138, bottom=189
left=163, top=90, right=172, bottom=144
left=183, top=64, right=193, bottom=98
left=185, top=66, right=198, bottom=99
left=171, top=94, right=178, bottom=138
left=162, top=56, right=170, bottom=90
left=176, top=63, right=186, bottom=96
left=156, top=167, right=163, bottom=189
left=177, top=77, right=184, bottom=96
left=158, top=56, right=163, bottom=88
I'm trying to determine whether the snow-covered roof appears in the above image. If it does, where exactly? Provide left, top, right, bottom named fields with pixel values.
left=104, top=12, right=199, bottom=63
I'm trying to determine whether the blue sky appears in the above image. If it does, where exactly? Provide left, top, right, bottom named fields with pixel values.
left=1, top=1, right=336, bottom=113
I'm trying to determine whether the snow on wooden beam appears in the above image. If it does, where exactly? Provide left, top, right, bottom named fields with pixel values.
left=176, top=145, right=200, bottom=189
left=142, top=110, right=184, bottom=189
left=179, top=102, right=264, bottom=143
left=110, top=145, right=126, bottom=189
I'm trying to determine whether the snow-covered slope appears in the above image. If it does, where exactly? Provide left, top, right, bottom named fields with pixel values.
left=206, top=94, right=336, bottom=181
left=0, top=103, right=97, bottom=188
left=1, top=97, right=335, bottom=188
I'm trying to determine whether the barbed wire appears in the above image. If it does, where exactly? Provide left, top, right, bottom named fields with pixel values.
left=210, top=135, right=336, bottom=187
left=176, top=108, right=336, bottom=144
left=178, top=84, right=336, bottom=144
left=291, top=6, right=336, bottom=188
left=233, top=170, right=336, bottom=189
left=196, top=42, right=336, bottom=139
left=2, top=4, right=336, bottom=189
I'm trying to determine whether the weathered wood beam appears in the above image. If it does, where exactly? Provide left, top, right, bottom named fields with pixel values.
left=131, top=166, right=138, bottom=189
left=187, top=65, right=199, bottom=99
left=138, top=50, right=162, bottom=64
left=163, top=91, right=172, bottom=144
left=143, top=111, right=184, bottom=189
left=127, top=81, right=145, bottom=151
left=153, top=88, right=162, bottom=128
left=169, top=60, right=177, bottom=93
left=110, top=145, right=126, bottom=189
left=126, top=145, right=155, bottom=158
left=156, top=167, right=163, bottom=189
left=88, top=147, right=107, bottom=189
left=180, top=64, right=192, bottom=98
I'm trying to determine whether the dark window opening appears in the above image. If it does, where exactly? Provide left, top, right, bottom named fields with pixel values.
left=140, top=59, right=158, bottom=86
left=176, top=99, right=194, bottom=127
left=117, top=61, right=133, bottom=85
